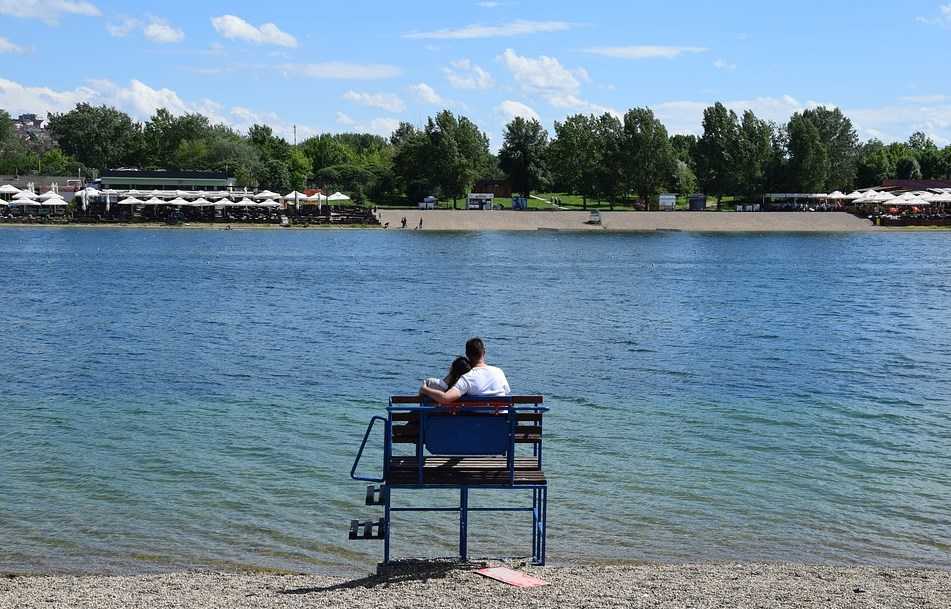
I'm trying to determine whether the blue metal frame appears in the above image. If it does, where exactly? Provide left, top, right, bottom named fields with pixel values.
left=350, top=397, right=548, bottom=566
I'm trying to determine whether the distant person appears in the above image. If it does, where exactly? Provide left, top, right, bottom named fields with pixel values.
left=419, top=338, right=510, bottom=404
left=417, top=217, right=424, bottom=230
left=401, top=216, right=407, bottom=229
left=422, top=356, right=472, bottom=392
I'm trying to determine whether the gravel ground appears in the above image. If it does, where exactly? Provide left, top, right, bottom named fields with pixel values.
left=2, top=562, right=948, bottom=609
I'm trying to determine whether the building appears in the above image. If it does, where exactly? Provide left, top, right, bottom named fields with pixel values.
left=472, top=179, right=512, bottom=198
left=97, top=169, right=235, bottom=191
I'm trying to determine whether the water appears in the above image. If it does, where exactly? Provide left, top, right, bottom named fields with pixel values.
left=1, top=227, right=949, bottom=574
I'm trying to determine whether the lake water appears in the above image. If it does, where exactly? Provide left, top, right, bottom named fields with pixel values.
left=1, top=227, right=949, bottom=574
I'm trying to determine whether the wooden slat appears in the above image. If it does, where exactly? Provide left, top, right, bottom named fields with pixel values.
left=390, top=395, right=543, bottom=405
left=388, top=456, right=545, bottom=486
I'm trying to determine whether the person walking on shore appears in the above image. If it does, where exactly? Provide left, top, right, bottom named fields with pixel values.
left=419, top=338, right=509, bottom=404
left=417, top=217, right=423, bottom=230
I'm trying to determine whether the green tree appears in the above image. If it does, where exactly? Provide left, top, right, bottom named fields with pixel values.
left=673, top=160, right=698, bottom=194
left=592, top=113, right=625, bottom=206
left=696, top=102, right=739, bottom=208
left=669, top=134, right=698, bottom=171
left=856, top=140, right=894, bottom=186
left=548, top=114, right=600, bottom=207
left=733, top=110, right=774, bottom=201
left=288, top=147, right=310, bottom=189
left=47, top=103, right=143, bottom=170
left=619, top=107, right=675, bottom=207
left=256, top=158, right=291, bottom=191
left=787, top=113, right=828, bottom=192
left=799, top=106, right=858, bottom=191
left=895, top=156, right=922, bottom=180
left=144, top=109, right=212, bottom=168
left=908, top=132, right=942, bottom=179
left=499, top=116, right=549, bottom=197
left=39, top=148, right=77, bottom=175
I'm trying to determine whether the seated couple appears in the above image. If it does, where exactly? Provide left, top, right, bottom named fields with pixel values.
left=419, top=337, right=510, bottom=404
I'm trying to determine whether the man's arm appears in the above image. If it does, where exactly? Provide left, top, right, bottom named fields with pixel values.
left=419, top=383, right=463, bottom=405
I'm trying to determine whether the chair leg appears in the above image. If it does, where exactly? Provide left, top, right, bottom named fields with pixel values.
left=383, top=486, right=391, bottom=565
left=459, top=487, right=469, bottom=561
left=540, top=485, right=548, bottom=565
left=531, top=488, right=538, bottom=563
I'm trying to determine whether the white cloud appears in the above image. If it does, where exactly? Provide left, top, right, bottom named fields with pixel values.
left=410, top=83, right=443, bottom=105
left=477, top=1, right=503, bottom=6
left=546, top=93, right=620, bottom=118
left=713, top=58, right=736, bottom=71
left=0, top=76, right=314, bottom=140
left=106, top=16, right=140, bottom=37
left=496, top=100, right=539, bottom=122
left=335, top=112, right=356, bottom=126
left=444, top=59, right=494, bottom=90
left=899, top=94, right=948, bottom=103
left=403, top=20, right=574, bottom=40
left=143, top=17, right=184, bottom=43
left=916, top=4, right=951, bottom=27
left=342, top=90, right=405, bottom=113
left=584, top=46, right=708, bottom=60
left=281, top=62, right=402, bottom=80
left=499, top=48, right=583, bottom=95
left=211, top=14, right=297, bottom=47
left=0, top=0, right=99, bottom=23
left=0, top=36, right=25, bottom=53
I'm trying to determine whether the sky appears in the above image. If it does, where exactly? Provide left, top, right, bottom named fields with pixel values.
left=2, top=0, right=951, bottom=149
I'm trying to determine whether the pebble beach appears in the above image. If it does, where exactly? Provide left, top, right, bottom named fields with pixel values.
left=2, top=562, right=948, bottom=609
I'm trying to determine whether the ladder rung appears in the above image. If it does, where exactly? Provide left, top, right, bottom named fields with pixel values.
left=348, top=518, right=386, bottom=540
left=365, top=485, right=385, bottom=506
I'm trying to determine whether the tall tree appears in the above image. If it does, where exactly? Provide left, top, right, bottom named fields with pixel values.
left=696, top=102, right=739, bottom=208
left=498, top=116, right=549, bottom=197
left=733, top=110, right=774, bottom=201
left=548, top=114, right=600, bottom=207
left=856, top=140, right=894, bottom=187
left=47, top=103, right=142, bottom=171
left=787, top=113, right=828, bottom=192
left=799, top=106, right=858, bottom=191
left=144, top=109, right=212, bottom=168
left=620, top=107, right=675, bottom=207
left=895, top=156, right=922, bottom=180
left=592, top=113, right=625, bottom=206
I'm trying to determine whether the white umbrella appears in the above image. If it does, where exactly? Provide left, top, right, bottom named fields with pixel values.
left=826, top=191, right=845, bottom=199
left=237, top=197, right=256, bottom=206
left=0, top=184, right=20, bottom=194
left=328, top=191, right=350, bottom=202
left=117, top=197, right=144, bottom=205
left=13, top=191, right=38, bottom=199
left=255, top=190, right=280, bottom=200
left=259, top=198, right=280, bottom=208
left=11, top=198, right=41, bottom=207
left=126, top=189, right=144, bottom=196
left=844, top=191, right=865, bottom=200
left=283, top=190, right=307, bottom=202
left=192, top=197, right=212, bottom=207
left=143, top=197, right=165, bottom=205
left=38, top=191, right=64, bottom=201
left=167, top=197, right=190, bottom=207
left=44, top=198, right=69, bottom=206
left=305, top=192, right=327, bottom=202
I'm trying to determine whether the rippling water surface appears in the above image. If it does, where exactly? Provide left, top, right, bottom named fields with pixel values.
left=1, top=227, right=949, bottom=574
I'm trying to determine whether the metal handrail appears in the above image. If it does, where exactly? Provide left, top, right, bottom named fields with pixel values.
left=350, top=415, right=387, bottom=482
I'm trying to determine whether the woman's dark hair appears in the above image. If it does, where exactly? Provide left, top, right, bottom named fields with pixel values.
left=446, top=356, right=472, bottom=389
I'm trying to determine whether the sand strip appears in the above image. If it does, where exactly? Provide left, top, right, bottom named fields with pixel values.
left=378, top=210, right=878, bottom=232
left=2, top=562, right=948, bottom=608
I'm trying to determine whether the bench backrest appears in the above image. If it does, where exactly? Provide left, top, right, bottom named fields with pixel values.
left=422, top=413, right=511, bottom=455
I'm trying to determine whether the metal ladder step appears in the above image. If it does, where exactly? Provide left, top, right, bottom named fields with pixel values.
left=349, top=518, right=386, bottom=540
left=365, top=485, right=385, bottom=506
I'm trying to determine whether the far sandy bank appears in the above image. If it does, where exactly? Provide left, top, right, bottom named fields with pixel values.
left=379, top=210, right=878, bottom=232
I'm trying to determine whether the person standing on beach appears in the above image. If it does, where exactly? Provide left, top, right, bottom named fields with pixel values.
left=419, top=338, right=510, bottom=403
left=417, top=217, right=423, bottom=230
left=401, top=216, right=407, bottom=229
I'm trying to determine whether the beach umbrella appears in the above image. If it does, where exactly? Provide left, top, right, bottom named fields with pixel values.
left=328, top=192, right=350, bottom=202
left=11, top=198, right=41, bottom=206
left=237, top=197, right=256, bottom=206
left=254, top=190, right=280, bottom=200
left=13, top=191, right=38, bottom=199
left=143, top=197, right=165, bottom=205
left=844, top=191, right=865, bottom=200
left=38, top=191, right=64, bottom=201
left=283, top=190, right=306, bottom=202
left=0, top=184, right=20, bottom=194
left=259, top=198, right=280, bottom=208
left=117, top=197, right=144, bottom=205
left=44, top=198, right=69, bottom=206
left=305, top=192, right=327, bottom=202
left=167, top=197, right=190, bottom=207
left=192, top=197, right=212, bottom=207
left=827, top=191, right=846, bottom=199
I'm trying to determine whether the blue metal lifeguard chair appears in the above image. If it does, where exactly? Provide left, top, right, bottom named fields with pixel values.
left=349, top=395, right=549, bottom=568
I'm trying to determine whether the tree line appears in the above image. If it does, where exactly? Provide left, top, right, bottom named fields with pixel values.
left=2, top=102, right=950, bottom=206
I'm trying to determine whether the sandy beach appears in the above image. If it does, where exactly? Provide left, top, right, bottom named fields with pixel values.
left=380, top=210, right=880, bottom=232
left=2, top=562, right=948, bottom=608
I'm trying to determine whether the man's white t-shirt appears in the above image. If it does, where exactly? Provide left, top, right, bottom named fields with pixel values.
left=453, top=365, right=511, bottom=397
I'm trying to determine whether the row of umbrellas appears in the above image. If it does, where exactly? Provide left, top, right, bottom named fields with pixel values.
left=115, top=196, right=282, bottom=209
left=78, top=188, right=350, bottom=203
left=0, top=184, right=67, bottom=206
left=769, top=188, right=951, bottom=205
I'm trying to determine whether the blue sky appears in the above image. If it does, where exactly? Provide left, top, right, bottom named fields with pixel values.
left=2, top=0, right=951, bottom=148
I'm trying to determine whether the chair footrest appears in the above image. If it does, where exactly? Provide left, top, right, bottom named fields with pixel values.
left=365, top=485, right=385, bottom=506
left=349, top=518, right=386, bottom=540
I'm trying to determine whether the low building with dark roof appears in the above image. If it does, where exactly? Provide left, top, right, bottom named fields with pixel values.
left=97, top=169, right=235, bottom=191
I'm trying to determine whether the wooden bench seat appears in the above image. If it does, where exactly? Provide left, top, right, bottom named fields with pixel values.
left=388, top=456, right=546, bottom=486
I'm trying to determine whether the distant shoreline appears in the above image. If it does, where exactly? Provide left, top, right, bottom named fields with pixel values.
left=3, top=212, right=950, bottom=233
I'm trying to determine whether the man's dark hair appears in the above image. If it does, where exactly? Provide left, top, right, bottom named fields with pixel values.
left=465, top=337, right=485, bottom=362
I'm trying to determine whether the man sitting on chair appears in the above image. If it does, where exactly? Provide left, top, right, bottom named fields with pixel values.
left=420, top=337, right=510, bottom=404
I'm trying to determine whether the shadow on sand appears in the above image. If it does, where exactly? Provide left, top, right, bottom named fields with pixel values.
left=279, top=559, right=488, bottom=594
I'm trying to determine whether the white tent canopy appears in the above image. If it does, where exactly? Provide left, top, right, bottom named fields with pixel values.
left=259, top=199, right=280, bottom=208
left=117, top=197, right=144, bottom=205
left=0, top=184, right=20, bottom=194
left=13, top=191, right=38, bottom=199
left=192, top=197, right=212, bottom=207
left=282, top=191, right=307, bottom=202
left=167, top=197, right=191, bottom=206
left=38, top=191, right=64, bottom=201
left=827, top=191, right=846, bottom=199
left=143, top=197, right=165, bottom=205
left=306, top=192, right=327, bottom=202
left=45, top=198, right=68, bottom=206
left=328, top=191, right=350, bottom=202
left=254, top=190, right=280, bottom=199
left=237, top=197, right=256, bottom=206
left=10, top=198, right=41, bottom=206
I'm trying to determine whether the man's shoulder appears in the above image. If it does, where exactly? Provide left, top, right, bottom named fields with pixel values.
left=485, top=365, right=507, bottom=377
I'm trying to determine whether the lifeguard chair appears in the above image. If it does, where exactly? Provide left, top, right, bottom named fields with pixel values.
left=349, top=395, right=548, bottom=569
